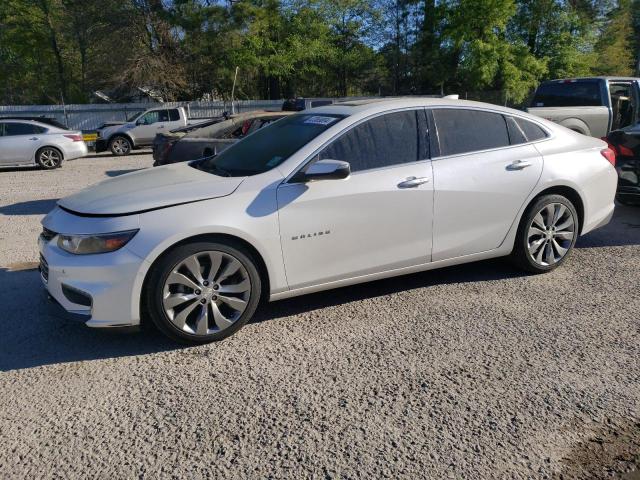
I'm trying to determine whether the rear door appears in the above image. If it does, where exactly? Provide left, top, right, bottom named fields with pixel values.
left=430, top=108, right=544, bottom=261
left=0, top=122, right=45, bottom=165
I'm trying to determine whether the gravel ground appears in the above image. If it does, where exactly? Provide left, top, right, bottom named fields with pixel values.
left=0, top=152, right=639, bottom=479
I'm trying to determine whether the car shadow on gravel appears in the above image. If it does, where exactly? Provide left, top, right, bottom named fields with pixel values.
left=0, top=198, right=58, bottom=215
left=251, top=257, right=528, bottom=324
left=0, top=267, right=177, bottom=372
left=577, top=204, right=640, bottom=249
left=84, top=150, right=152, bottom=159
left=105, top=169, right=143, bottom=177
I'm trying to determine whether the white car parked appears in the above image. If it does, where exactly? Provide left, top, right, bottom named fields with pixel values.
left=0, top=119, right=87, bottom=169
left=39, top=98, right=617, bottom=343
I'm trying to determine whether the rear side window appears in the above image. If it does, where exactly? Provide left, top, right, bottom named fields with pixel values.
left=433, top=109, right=510, bottom=156
left=532, top=81, right=603, bottom=107
left=515, top=118, right=547, bottom=142
left=2, top=123, right=46, bottom=135
left=318, top=110, right=420, bottom=172
left=168, top=109, right=180, bottom=121
left=505, top=116, right=527, bottom=145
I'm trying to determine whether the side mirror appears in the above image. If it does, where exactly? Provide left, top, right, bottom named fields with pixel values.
left=292, top=159, right=350, bottom=183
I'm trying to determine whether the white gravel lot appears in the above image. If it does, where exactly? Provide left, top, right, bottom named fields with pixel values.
left=0, top=152, right=639, bottom=479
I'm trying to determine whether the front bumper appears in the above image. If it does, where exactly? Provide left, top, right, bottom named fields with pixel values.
left=39, top=233, right=147, bottom=328
left=95, top=139, right=108, bottom=153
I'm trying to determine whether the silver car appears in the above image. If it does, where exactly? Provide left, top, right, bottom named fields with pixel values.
left=0, top=119, right=88, bottom=169
left=39, top=98, right=618, bottom=343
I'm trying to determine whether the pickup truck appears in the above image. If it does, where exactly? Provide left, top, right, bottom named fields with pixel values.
left=527, top=77, right=640, bottom=137
left=95, top=106, right=216, bottom=156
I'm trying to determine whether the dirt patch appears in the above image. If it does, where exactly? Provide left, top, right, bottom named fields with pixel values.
left=558, top=418, right=640, bottom=479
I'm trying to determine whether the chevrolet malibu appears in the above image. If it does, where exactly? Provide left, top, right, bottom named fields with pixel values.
left=39, top=98, right=618, bottom=343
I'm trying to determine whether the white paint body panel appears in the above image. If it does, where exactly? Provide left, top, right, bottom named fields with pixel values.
left=0, top=120, right=88, bottom=167
left=39, top=98, right=618, bottom=327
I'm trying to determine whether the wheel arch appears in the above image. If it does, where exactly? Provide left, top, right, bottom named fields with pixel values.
left=525, top=185, right=585, bottom=235
left=108, top=132, right=135, bottom=148
left=35, top=145, right=64, bottom=161
left=139, top=232, right=271, bottom=324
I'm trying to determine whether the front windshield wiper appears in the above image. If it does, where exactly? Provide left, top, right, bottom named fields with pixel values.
left=202, top=163, right=231, bottom=177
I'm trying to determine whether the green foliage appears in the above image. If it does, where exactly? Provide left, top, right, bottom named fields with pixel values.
left=0, top=0, right=638, bottom=105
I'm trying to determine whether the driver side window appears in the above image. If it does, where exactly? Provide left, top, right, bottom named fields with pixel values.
left=139, top=111, right=160, bottom=125
left=317, top=110, right=423, bottom=172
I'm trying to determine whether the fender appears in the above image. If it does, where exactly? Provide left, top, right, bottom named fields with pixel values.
left=557, top=117, right=591, bottom=136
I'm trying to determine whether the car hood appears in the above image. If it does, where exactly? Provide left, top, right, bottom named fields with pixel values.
left=58, top=163, right=245, bottom=215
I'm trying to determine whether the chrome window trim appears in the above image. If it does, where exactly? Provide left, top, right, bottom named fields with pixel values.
left=428, top=106, right=553, bottom=161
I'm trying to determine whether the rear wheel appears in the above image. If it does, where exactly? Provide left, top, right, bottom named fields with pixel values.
left=109, top=136, right=132, bottom=156
left=145, top=241, right=262, bottom=344
left=511, top=194, right=579, bottom=273
left=36, top=147, right=62, bottom=169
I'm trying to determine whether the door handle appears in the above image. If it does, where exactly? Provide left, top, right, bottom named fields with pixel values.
left=398, top=176, right=430, bottom=188
left=506, top=160, right=532, bottom=170
left=29, top=137, right=39, bottom=140
left=158, top=125, right=165, bottom=129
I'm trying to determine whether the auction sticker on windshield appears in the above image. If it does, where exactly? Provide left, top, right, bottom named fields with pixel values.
left=303, top=116, right=338, bottom=126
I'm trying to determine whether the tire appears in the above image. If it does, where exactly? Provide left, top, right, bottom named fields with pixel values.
left=109, top=135, right=132, bottom=156
left=144, top=241, right=262, bottom=344
left=510, top=194, right=579, bottom=274
left=36, top=147, right=63, bottom=169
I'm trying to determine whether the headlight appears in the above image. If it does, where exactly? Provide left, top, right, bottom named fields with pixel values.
left=57, top=230, right=139, bottom=255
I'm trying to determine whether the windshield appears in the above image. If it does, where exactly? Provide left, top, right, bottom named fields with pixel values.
left=532, top=81, right=603, bottom=107
left=196, top=113, right=345, bottom=176
left=127, top=112, right=143, bottom=122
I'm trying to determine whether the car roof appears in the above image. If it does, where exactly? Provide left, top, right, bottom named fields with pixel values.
left=0, top=118, right=57, bottom=129
left=540, top=76, right=640, bottom=83
left=308, top=97, right=527, bottom=118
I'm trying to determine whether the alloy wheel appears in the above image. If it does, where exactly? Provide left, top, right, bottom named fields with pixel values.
left=526, top=202, right=576, bottom=267
left=39, top=148, right=61, bottom=168
left=112, top=138, right=130, bottom=154
left=162, top=251, right=251, bottom=336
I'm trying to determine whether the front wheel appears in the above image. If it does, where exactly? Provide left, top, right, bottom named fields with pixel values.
left=109, top=136, right=132, bottom=156
left=511, top=194, right=579, bottom=273
left=145, top=241, right=262, bottom=344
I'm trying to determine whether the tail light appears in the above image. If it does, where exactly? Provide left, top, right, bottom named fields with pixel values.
left=63, top=134, right=83, bottom=142
left=600, top=148, right=616, bottom=167
left=617, top=144, right=634, bottom=157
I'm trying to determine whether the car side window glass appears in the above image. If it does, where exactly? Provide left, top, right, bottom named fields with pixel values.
left=515, top=118, right=548, bottom=142
left=0, top=123, right=5, bottom=136
left=433, top=109, right=510, bottom=156
left=4, top=123, right=39, bottom=136
left=505, top=116, right=527, bottom=145
left=318, top=110, right=419, bottom=172
left=140, top=111, right=159, bottom=125
left=158, top=110, right=170, bottom=122
left=168, top=109, right=180, bottom=121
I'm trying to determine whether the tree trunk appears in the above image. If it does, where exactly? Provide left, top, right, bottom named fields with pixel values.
left=39, top=0, right=67, bottom=101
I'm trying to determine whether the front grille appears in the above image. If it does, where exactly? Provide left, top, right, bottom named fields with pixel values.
left=41, top=227, right=57, bottom=242
left=39, top=254, right=49, bottom=283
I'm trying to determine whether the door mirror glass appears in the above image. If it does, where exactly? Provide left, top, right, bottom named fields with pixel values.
left=292, top=159, right=350, bottom=183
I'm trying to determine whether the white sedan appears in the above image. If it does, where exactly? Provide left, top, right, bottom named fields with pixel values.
left=39, top=98, right=617, bottom=343
left=0, top=119, right=87, bottom=169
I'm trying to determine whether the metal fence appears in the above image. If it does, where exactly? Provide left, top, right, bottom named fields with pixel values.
left=0, top=99, right=284, bottom=131
left=0, top=92, right=528, bottom=132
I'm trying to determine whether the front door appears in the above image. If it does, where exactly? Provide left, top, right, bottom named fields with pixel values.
left=135, top=110, right=169, bottom=144
left=429, top=108, right=544, bottom=261
left=277, top=109, right=434, bottom=290
left=0, top=122, right=44, bottom=165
